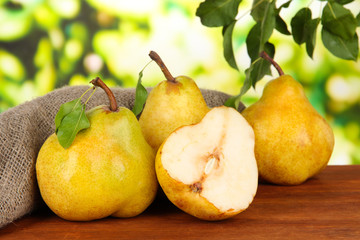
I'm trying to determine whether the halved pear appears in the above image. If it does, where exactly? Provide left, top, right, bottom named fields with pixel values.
left=155, top=106, right=258, bottom=221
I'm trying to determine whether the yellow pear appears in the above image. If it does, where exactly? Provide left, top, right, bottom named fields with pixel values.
left=36, top=78, right=157, bottom=221
left=242, top=52, right=335, bottom=185
left=139, top=51, right=209, bottom=151
left=156, top=106, right=258, bottom=221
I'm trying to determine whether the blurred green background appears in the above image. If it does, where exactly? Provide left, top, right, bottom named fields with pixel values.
left=0, top=0, right=359, bottom=165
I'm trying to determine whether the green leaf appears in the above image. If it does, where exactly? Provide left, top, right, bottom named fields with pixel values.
left=242, top=43, right=275, bottom=98
left=246, top=23, right=261, bottom=61
left=275, top=0, right=291, bottom=35
left=321, top=2, right=357, bottom=40
left=246, top=23, right=275, bottom=62
left=132, top=68, right=148, bottom=116
left=290, top=8, right=321, bottom=58
left=196, top=0, right=242, bottom=27
left=305, top=18, right=320, bottom=58
left=222, top=20, right=238, bottom=70
left=242, top=59, right=268, bottom=96
left=224, top=95, right=238, bottom=109
left=321, top=27, right=358, bottom=60
left=291, top=8, right=312, bottom=44
left=335, top=0, right=354, bottom=4
left=224, top=92, right=244, bottom=110
left=246, top=43, right=274, bottom=83
left=249, top=55, right=273, bottom=84
left=318, top=0, right=354, bottom=4
left=278, top=0, right=291, bottom=9
left=56, top=104, right=90, bottom=149
left=251, top=0, right=269, bottom=22
left=275, top=15, right=291, bottom=35
left=55, top=98, right=80, bottom=133
left=357, top=12, right=360, bottom=26
left=259, top=0, right=276, bottom=47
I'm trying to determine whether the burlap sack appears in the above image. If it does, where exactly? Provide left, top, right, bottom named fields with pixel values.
left=0, top=85, right=245, bottom=228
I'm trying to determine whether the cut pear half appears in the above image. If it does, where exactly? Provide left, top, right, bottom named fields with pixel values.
left=156, top=106, right=258, bottom=220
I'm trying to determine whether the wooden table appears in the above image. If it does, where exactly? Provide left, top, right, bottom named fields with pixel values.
left=1, top=165, right=359, bottom=239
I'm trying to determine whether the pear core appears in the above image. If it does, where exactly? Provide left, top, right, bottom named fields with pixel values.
left=159, top=106, right=258, bottom=213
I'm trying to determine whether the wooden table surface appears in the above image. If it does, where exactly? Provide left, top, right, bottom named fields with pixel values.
left=1, top=165, right=359, bottom=239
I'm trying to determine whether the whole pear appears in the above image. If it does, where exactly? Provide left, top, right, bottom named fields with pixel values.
left=242, top=52, right=334, bottom=185
left=139, top=51, right=209, bottom=151
left=36, top=78, right=157, bottom=221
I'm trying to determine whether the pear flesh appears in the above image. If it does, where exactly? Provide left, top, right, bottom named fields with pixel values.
left=36, top=106, right=157, bottom=221
left=156, top=106, right=258, bottom=220
left=242, top=75, right=335, bottom=185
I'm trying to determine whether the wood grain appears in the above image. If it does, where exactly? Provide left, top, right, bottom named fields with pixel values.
left=1, top=165, right=360, bottom=240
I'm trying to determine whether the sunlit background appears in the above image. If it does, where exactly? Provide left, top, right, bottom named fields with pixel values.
left=0, top=0, right=359, bottom=164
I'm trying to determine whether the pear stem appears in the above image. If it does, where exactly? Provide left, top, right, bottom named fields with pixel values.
left=260, top=51, right=284, bottom=76
left=90, top=77, right=118, bottom=112
left=149, top=51, right=177, bottom=83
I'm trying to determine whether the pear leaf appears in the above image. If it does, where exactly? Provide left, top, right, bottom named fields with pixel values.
left=196, top=0, right=242, bottom=27
left=291, top=8, right=312, bottom=45
left=275, top=15, right=291, bottom=35
left=225, top=55, right=272, bottom=110
left=55, top=98, right=81, bottom=133
left=305, top=18, right=321, bottom=58
left=321, top=2, right=357, bottom=40
left=246, top=43, right=274, bottom=87
left=321, top=27, right=358, bottom=60
left=318, top=0, right=354, bottom=5
left=246, top=23, right=261, bottom=61
left=245, top=54, right=272, bottom=87
left=291, top=9, right=321, bottom=58
left=224, top=95, right=237, bottom=109
left=250, top=0, right=268, bottom=22
left=132, top=65, right=149, bottom=116
left=278, top=0, right=291, bottom=9
left=56, top=104, right=90, bottom=149
left=222, top=20, right=238, bottom=70
left=250, top=0, right=276, bottom=45
left=55, top=87, right=95, bottom=149
left=224, top=94, right=241, bottom=110
left=336, top=0, right=354, bottom=4
left=274, top=1, right=291, bottom=35
left=246, top=23, right=275, bottom=64
left=245, top=20, right=275, bottom=93
left=259, top=0, right=276, bottom=47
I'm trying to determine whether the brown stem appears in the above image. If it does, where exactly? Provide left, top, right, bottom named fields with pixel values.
left=260, top=51, right=284, bottom=76
left=90, top=77, right=118, bottom=112
left=149, top=51, right=177, bottom=83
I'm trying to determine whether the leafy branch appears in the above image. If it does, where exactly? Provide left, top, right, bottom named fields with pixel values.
left=196, top=0, right=359, bottom=109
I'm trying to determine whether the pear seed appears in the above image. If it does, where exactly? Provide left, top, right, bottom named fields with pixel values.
left=205, top=156, right=216, bottom=175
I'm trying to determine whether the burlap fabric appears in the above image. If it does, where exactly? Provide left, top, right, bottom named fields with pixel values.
left=0, top=85, right=245, bottom=228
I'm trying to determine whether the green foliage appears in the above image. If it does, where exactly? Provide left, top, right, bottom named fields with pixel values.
left=55, top=98, right=82, bottom=133
left=132, top=63, right=150, bottom=117
left=196, top=0, right=359, bottom=98
left=196, top=0, right=242, bottom=27
left=222, top=21, right=238, bottom=70
left=291, top=8, right=320, bottom=58
left=322, top=2, right=357, bottom=40
left=56, top=100, right=90, bottom=149
left=55, top=87, right=95, bottom=149
left=274, top=1, right=291, bottom=35
left=321, top=28, right=359, bottom=60
left=197, top=0, right=242, bottom=71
